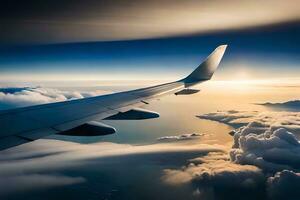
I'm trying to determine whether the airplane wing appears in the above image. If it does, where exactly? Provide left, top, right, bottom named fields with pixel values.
left=0, top=45, right=227, bottom=151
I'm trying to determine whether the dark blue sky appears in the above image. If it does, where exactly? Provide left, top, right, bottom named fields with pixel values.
left=0, top=22, right=299, bottom=81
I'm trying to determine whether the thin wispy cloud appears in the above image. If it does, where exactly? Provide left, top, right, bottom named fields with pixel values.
left=0, top=87, right=110, bottom=110
left=0, top=139, right=223, bottom=196
left=199, top=110, right=300, bottom=132
left=157, top=133, right=210, bottom=142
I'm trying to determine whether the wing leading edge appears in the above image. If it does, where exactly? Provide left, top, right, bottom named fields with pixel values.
left=0, top=45, right=227, bottom=151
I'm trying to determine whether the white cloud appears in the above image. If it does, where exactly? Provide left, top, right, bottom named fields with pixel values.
left=163, top=109, right=300, bottom=199
left=0, top=139, right=223, bottom=195
left=163, top=152, right=263, bottom=186
left=198, top=110, right=259, bottom=127
left=0, top=87, right=110, bottom=110
left=162, top=152, right=265, bottom=199
left=230, top=127, right=300, bottom=172
left=157, top=133, right=210, bottom=142
left=199, top=110, right=300, bottom=133
left=259, top=100, right=300, bottom=111
left=199, top=110, right=300, bottom=171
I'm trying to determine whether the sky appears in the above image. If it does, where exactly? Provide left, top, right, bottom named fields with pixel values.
left=0, top=0, right=299, bottom=83
left=0, top=0, right=299, bottom=44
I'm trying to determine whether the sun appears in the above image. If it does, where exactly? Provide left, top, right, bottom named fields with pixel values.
left=233, top=69, right=253, bottom=81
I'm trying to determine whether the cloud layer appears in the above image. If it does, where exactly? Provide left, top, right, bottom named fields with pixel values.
left=230, top=126, right=300, bottom=172
left=0, top=87, right=110, bottom=110
left=157, top=133, right=210, bottom=142
left=1, top=86, right=300, bottom=199
left=163, top=152, right=263, bottom=187
left=259, top=100, right=300, bottom=111
left=0, top=138, right=223, bottom=197
left=198, top=110, right=300, bottom=132
left=163, top=110, right=300, bottom=199
left=198, top=111, right=300, bottom=172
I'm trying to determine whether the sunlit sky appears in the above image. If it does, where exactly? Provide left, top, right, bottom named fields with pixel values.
left=0, top=2, right=300, bottom=199
left=1, top=0, right=300, bottom=44
left=0, top=0, right=299, bottom=85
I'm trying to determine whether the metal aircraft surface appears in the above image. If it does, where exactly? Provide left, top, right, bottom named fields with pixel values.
left=0, top=45, right=227, bottom=151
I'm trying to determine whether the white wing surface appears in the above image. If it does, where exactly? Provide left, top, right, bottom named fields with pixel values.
left=0, top=45, right=227, bottom=150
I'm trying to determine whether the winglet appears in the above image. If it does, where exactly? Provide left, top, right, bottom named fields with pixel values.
left=183, top=45, right=227, bottom=85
